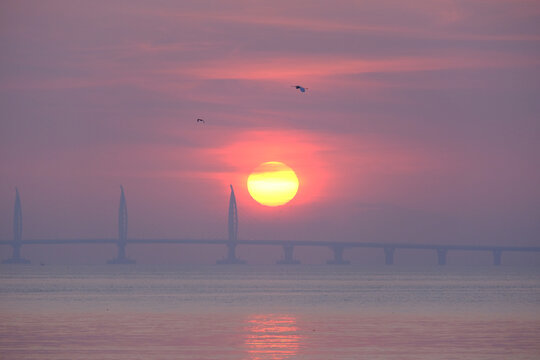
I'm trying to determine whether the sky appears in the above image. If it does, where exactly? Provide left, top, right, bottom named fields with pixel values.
left=1, top=0, right=539, bottom=264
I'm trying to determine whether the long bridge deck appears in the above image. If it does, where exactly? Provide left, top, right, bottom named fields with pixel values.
left=3, top=186, right=539, bottom=265
left=1, top=238, right=540, bottom=253
left=2, top=238, right=539, bottom=265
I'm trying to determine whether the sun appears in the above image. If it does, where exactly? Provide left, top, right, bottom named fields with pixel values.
left=247, top=161, right=299, bottom=207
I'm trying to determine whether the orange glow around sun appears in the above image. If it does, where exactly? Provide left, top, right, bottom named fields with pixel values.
left=207, top=130, right=330, bottom=207
left=247, top=161, right=299, bottom=207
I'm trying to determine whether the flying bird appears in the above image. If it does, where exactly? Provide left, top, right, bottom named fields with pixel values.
left=196, top=118, right=205, bottom=123
left=292, top=85, right=308, bottom=93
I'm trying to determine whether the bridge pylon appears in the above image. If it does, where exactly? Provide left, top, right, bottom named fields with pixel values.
left=3, top=188, right=30, bottom=264
left=277, top=244, right=300, bottom=264
left=384, top=246, right=395, bottom=265
left=437, top=248, right=447, bottom=266
left=217, top=185, right=245, bottom=264
left=493, top=250, right=502, bottom=266
left=108, top=186, right=135, bottom=264
left=327, top=244, right=349, bottom=265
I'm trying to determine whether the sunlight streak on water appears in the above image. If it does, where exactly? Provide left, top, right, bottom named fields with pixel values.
left=245, top=314, right=300, bottom=359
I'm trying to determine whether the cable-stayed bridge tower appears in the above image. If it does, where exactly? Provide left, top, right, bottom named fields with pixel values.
left=108, top=186, right=135, bottom=264
left=3, top=188, right=30, bottom=264
left=217, top=185, right=245, bottom=264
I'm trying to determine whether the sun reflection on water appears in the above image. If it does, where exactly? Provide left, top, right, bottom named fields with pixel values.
left=245, top=314, right=301, bottom=360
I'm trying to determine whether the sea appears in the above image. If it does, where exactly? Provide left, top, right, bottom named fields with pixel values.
left=0, top=264, right=539, bottom=360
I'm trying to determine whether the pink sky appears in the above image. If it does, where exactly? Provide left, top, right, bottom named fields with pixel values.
left=1, top=1, right=539, bottom=263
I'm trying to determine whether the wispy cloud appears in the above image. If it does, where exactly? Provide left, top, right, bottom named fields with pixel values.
left=145, top=2, right=540, bottom=42
left=160, top=52, right=538, bottom=82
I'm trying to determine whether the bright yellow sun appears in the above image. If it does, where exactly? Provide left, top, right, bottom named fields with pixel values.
left=247, top=161, right=299, bottom=207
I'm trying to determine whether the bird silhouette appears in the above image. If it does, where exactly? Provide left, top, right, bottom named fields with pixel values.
left=196, top=118, right=205, bottom=123
left=292, top=85, right=308, bottom=93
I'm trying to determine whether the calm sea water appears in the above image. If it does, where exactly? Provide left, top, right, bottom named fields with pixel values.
left=1, top=265, right=539, bottom=359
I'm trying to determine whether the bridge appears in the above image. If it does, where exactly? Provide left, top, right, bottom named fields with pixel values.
left=2, top=186, right=539, bottom=265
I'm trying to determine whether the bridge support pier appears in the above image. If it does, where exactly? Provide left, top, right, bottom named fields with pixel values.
left=493, top=250, right=502, bottom=266
left=327, top=245, right=349, bottom=265
left=217, top=243, right=246, bottom=264
left=437, top=249, right=447, bottom=265
left=277, top=244, right=300, bottom=265
left=108, top=242, right=135, bottom=264
left=384, top=247, right=395, bottom=265
left=3, top=243, right=30, bottom=264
